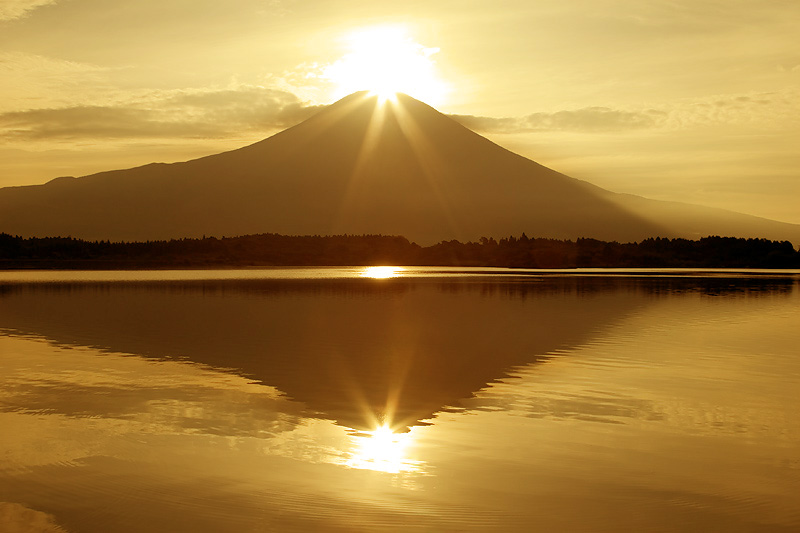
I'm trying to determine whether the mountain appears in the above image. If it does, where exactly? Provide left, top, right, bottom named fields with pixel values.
left=2, top=91, right=799, bottom=244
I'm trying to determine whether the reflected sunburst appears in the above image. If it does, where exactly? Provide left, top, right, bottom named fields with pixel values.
left=344, top=424, right=423, bottom=474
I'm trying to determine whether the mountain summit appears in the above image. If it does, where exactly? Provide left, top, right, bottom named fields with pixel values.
left=1, top=91, right=799, bottom=243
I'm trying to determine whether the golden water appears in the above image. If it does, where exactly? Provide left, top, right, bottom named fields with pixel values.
left=1, top=268, right=798, bottom=531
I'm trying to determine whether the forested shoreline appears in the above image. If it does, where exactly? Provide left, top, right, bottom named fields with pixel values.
left=1, top=232, right=798, bottom=269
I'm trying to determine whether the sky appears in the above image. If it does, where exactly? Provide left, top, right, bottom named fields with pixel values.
left=1, top=0, right=799, bottom=224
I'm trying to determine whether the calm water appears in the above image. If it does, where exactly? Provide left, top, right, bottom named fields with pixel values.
left=0, top=267, right=798, bottom=532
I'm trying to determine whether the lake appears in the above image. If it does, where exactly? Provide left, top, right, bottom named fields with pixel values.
left=1, top=267, right=798, bottom=532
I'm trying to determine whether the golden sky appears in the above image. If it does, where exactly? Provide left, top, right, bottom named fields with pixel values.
left=1, top=0, right=798, bottom=224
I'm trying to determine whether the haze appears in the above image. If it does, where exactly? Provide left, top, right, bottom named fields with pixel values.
left=1, top=0, right=798, bottom=225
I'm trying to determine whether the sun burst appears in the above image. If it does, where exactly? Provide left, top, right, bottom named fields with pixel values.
left=324, top=25, right=448, bottom=105
left=345, top=424, right=421, bottom=474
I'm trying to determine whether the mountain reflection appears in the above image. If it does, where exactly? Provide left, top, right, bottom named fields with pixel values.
left=0, top=274, right=794, bottom=434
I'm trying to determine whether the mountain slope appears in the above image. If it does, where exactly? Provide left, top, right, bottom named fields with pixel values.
left=1, top=91, right=799, bottom=244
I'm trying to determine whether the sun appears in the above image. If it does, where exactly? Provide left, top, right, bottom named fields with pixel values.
left=324, top=25, right=448, bottom=105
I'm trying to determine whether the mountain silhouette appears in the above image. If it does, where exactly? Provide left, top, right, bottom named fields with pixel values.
left=1, top=91, right=798, bottom=244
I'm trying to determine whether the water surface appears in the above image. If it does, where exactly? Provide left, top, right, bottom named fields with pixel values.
left=1, top=268, right=798, bottom=531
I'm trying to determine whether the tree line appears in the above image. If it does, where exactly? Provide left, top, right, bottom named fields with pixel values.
left=1, top=232, right=798, bottom=269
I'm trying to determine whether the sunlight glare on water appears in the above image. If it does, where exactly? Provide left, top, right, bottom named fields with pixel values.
left=344, top=425, right=423, bottom=474
left=360, top=266, right=405, bottom=279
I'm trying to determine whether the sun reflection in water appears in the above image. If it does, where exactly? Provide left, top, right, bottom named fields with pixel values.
left=345, top=424, right=422, bottom=474
left=361, top=266, right=405, bottom=279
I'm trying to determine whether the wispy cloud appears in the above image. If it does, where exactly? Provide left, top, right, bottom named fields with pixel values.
left=665, top=91, right=800, bottom=128
left=0, top=0, right=57, bottom=21
left=450, top=107, right=667, bottom=134
left=0, top=87, right=324, bottom=140
left=450, top=90, right=800, bottom=134
left=3, top=83, right=797, bottom=143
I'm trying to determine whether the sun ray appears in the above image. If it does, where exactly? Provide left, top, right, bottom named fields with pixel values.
left=391, top=97, right=463, bottom=239
left=330, top=94, right=388, bottom=234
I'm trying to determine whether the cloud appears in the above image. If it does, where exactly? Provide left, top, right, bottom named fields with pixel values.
left=164, top=87, right=325, bottom=129
left=0, top=0, right=57, bottom=21
left=450, top=107, right=667, bottom=134
left=0, top=106, right=219, bottom=140
left=0, top=86, right=326, bottom=140
left=664, top=90, right=800, bottom=129
left=4, top=84, right=796, bottom=143
left=451, top=90, right=800, bottom=134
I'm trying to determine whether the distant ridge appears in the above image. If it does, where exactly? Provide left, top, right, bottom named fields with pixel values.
left=1, top=91, right=799, bottom=244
